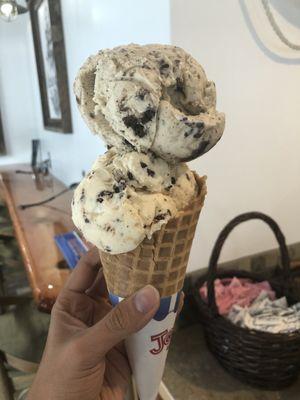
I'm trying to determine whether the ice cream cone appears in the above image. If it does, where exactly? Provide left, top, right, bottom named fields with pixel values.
left=100, top=173, right=207, bottom=298
left=72, top=43, right=223, bottom=400
left=100, top=173, right=206, bottom=400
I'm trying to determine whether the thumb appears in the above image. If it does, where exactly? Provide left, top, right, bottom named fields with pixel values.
left=83, top=285, right=160, bottom=358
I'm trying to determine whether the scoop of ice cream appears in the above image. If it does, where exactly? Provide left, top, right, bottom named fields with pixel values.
left=72, top=148, right=197, bottom=254
left=74, top=44, right=225, bottom=163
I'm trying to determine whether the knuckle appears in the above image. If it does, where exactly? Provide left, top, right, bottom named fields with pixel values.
left=54, top=291, right=72, bottom=312
left=105, top=304, right=130, bottom=333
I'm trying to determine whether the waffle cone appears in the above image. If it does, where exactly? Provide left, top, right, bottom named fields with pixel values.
left=100, top=173, right=207, bottom=298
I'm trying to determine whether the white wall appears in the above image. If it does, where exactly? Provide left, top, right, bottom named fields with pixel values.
left=31, top=0, right=171, bottom=185
left=171, top=0, right=300, bottom=271
left=0, top=16, right=37, bottom=165
left=0, top=0, right=170, bottom=179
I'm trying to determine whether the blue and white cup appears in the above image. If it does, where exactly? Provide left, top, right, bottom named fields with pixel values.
left=110, top=292, right=181, bottom=400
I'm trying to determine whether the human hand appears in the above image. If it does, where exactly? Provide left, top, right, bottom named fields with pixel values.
left=28, top=248, right=161, bottom=400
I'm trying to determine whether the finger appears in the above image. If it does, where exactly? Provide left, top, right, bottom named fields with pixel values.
left=92, top=298, right=112, bottom=324
left=115, top=341, right=127, bottom=358
left=63, top=247, right=101, bottom=293
left=85, top=269, right=109, bottom=300
left=104, top=354, right=131, bottom=400
left=106, top=347, right=131, bottom=389
left=81, top=285, right=160, bottom=359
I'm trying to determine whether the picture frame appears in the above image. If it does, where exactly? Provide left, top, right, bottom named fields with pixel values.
left=29, top=0, right=72, bottom=133
left=0, top=108, right=6, bottom=155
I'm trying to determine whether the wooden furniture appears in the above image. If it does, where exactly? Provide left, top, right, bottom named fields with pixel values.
left=0, top=165, right=74, bottom=312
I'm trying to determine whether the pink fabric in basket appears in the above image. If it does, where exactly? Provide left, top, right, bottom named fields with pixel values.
left=199, top=277, right=276, bottom=316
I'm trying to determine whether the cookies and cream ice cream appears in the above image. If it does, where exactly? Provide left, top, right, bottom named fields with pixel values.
left=74, top=44, right=225, bottom=163
left=72, top=43, right=224, bottom=254
left=72, top=148, right=197, bottom=254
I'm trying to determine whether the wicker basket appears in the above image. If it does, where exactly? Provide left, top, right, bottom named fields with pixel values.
left=195, top=212, right=300, bottom=390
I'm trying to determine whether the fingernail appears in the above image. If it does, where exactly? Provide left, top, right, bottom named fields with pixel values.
left=134, top=285, right=160, bottom=314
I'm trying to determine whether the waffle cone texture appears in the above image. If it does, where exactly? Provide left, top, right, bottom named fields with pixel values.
left=100, top=173, right=207, bottom=298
